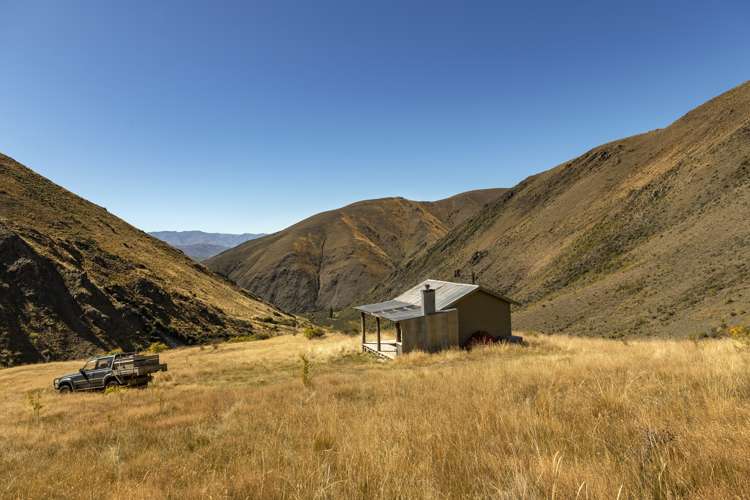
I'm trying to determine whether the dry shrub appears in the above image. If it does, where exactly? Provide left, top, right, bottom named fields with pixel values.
left=299, top=353, right=313, bottom=387
left=145, top=342, right=168, bottom=354
left=728, top=325, right=750, bottom=348
left=303, top=326, right=325, bottom=340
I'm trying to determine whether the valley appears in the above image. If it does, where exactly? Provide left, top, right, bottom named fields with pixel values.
left=3, top=4, right=748, bottom=499
left=150, top=231, right=265, bottom=261
left=208, top=81, right=750, bottom=339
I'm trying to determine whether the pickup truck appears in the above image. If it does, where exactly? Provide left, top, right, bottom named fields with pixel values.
left=53, top=353, right=168, bottom=392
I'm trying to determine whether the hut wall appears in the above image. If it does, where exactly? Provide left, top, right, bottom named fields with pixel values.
left=400, top=309, right=459, bottom=353
left=454, top=291, right=511, bottom=345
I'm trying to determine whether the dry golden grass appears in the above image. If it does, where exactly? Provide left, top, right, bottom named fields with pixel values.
left=1, top=333, right=749, bottom=499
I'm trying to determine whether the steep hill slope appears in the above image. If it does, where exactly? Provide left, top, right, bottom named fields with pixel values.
left=0, top=154, right=295, bottom=366
left=373, top=81, right=750, bottom=337
left=206, top=189, right=504, bottom=312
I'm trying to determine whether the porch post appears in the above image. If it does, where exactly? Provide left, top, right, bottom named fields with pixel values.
left=376, top=317, right=381, bottom=351
left=361, top=312, right=366, bottom=346
left=396, top=322, right=402, bottom=343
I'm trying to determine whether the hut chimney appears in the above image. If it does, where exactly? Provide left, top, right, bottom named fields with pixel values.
left=421, top=283, right=436, bottom=315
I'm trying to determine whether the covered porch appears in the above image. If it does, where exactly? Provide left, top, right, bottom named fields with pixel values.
left=359, top=312, right=404, bottom=359
left=357, top=299, right=422, bottom=359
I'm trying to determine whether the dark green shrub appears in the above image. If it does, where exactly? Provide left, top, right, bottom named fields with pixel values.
left=146, top=342, right=168, bottom=353
left=228, top=332, right=272, bottom=343
left=303, top=327, right=325, bottom=340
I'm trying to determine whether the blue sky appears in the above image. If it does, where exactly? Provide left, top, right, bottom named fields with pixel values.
left=1, top=1, right=748, bottom=234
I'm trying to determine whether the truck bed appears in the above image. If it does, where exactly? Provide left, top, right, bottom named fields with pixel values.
left=112, top=354, right=168, bottom=377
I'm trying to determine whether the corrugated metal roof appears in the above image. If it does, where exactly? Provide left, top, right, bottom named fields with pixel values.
left=355, top=279, right=517, bottom=321
left=393, top=279, right=479, bottom=311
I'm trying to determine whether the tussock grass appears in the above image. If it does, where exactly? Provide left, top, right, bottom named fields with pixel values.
left=0, top=333, right=749, bottom=499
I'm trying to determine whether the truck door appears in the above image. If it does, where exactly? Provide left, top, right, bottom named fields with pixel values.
left=75, top=359, right=98, bottom=390
left=89, top=357, right=114, bottom=389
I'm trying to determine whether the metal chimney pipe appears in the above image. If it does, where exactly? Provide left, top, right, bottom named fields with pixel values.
left=421, top=283, right=436, bottom=315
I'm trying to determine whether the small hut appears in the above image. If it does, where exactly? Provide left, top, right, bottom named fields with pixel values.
left=355, top=279, right=517, bottom=359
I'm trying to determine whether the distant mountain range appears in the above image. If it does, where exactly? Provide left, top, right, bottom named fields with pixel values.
left=150, top=231, right=265, bottom=260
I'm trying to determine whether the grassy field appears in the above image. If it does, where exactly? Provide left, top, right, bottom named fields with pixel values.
left=1, top=333, right=749, bottom=499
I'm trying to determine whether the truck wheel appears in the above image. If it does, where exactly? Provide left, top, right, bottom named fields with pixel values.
left=105, top=379, right=120, bottom=390
left=59, top=384, right=72, bottom=394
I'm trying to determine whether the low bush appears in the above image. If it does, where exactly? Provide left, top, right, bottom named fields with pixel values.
left=258, top=316, right=297, bottom=327
left=303, top=326, right=325, bottom=340
left=145, top=342, right=169, bottom=354
left=728, top=325, right=750, bottom=348
left=299, top=354, right=312, bottom=387
left=26, top=390, right=43, bottom=424
left=104, top=385, right=124, bottom=397
left=228, top=332, right=272, bottom=343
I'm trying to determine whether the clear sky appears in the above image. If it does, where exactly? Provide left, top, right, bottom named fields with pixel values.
left=1, top=1, right=748, bottom=234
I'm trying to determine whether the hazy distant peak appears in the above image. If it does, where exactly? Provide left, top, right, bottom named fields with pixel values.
left=150, top=231, right=265, bottom=248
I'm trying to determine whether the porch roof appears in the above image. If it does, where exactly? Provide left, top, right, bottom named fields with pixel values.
left=355, top=299, right=423, bottom=322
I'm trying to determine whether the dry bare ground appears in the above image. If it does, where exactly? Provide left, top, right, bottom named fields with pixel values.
left=1, top=333, right=749, bottom=499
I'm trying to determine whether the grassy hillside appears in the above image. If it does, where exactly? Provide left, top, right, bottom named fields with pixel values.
left=372, top=81, right=750, bottom=338
left=1, top=334, right=748, bottom=498
left=0, top=154, right=299, bottom=365
left=207, top=189, right=504, bottom=313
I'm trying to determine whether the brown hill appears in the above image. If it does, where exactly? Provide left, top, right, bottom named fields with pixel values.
left=0, top=154, right=297, bottom=366
left=206, top=189, right=505, bottom=312
left=371, top=81, right=750, bottom=337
